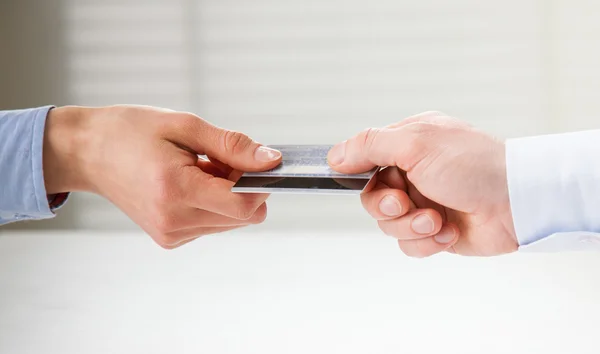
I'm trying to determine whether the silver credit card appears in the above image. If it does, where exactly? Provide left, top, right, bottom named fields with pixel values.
left=232, top=145, right=377, bottom=195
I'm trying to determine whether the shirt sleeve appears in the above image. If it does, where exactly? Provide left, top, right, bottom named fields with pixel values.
left=506, top=130, right=600, bottom=252
left=0, top=106, right=69, bottom=226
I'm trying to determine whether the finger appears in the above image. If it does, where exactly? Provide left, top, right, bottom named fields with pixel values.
left=158, top=203, right=268, bottom=233
left=181, top=166, right=269, bottom=219
left=376, top=166, right=407, bottom=191
left=359, top=171, right=380, bottom=194
left=161, top=225, right=244, bottom=249
left=397, top=224, right=459, bottom=258
left=375, top=162, right=447, bottom=221
left=207, top=156, right=234, bottom=177
left=228, top=169, right=245, bottom=183
left=165, top=237, right=199, bottom=249
left=378, top=209, right=443, bottom=240
left=361, top=186, right=412, bottom=220
left=406, top=178, right=447, bottom=222
left=196, top=159, right=229, bottom=179
left=328, top=122, right=437, bottom=175
left=166, top=113, right=282, bottom=172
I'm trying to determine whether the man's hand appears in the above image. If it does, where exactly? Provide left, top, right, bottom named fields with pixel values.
left=43, top=105, right=282, bottom=249
left=328, top=111, right=518, bottom=257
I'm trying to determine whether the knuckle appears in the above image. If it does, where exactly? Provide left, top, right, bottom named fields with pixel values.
left=361, top=127, right=381, bottom=151
left=231, top=195, right=265, bottom=220
left=178, top=113, right=203, bottom=130
left=172, top=113, right=209, bottom=142
left=397, top=241, right=412, bottom=256
left=398, top=242, right=427, bottom=258
left=412, top=241, right=432, bottom=258
left=398, top=122, right=436, bottom=171
left=204, top=174, right=233, bottom=197
left=250, top=205, right=268, bottom=224
left=407, top=121, right=434, bottom=135
left=151, top=169, right=182, bottom=206
left=154, top=233, right=178, bottom=250
left=378, top=221, right=396, bottom=237
left=158, top=243, right=176, bottom=250
left=234, top=206, right=256, bottom=221
left=222, top=130, right=253, bottom=155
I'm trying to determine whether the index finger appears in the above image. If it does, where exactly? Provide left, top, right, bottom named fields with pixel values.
left=360, top=183, right=412, bottom=220
left=182, top=166, right=269, bottom=220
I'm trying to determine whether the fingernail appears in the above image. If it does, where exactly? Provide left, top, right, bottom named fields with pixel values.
left=379, top=195, right=402, bottom=217
left=328, top=141, right=346, bottom=165
left=255, top=146, right=281, bottom=161
left=434, top=227, right=456, bottom=244
left=411, top=214, right=434, bottom=234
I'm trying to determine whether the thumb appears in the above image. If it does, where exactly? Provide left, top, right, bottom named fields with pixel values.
left=205, top=128, right=281, bottom=172
left=328, top=123, right=435, bottom=174
left=169, top=114, right=282, bottom=172
left=204, top=129, right=282, bottom=172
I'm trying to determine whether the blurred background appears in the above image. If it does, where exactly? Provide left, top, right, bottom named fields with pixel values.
left=7, top=0, right=600, bottom=232
left=2, top=1, right=600, bottom=353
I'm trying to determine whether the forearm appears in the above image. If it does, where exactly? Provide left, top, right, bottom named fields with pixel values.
left=506, top=130, right=600, bottom=251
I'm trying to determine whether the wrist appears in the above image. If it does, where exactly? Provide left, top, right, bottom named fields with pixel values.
left=499, top=200, right=519, bottom=251
left=499, top=141, right=519, bottom=249
left=43, top=106, right=93, bottom=194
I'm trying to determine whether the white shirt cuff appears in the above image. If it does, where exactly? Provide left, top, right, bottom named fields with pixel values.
left=506, top=130, right=600, bottom=252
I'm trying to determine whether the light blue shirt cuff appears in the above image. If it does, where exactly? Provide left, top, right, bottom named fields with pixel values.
left=0, top=106, right=67, bottom=225
left=506, top=130, right=600, bottom=252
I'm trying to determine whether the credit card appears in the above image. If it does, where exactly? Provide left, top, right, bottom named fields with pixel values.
left=232, top=145, right=378, bottom=195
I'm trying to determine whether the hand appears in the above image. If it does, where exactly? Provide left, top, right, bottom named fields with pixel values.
left=328, top=111, right=518, bottom=257
left=43, top=105, right=282, bottom=249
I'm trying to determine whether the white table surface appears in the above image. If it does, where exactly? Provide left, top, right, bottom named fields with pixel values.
left=1, top=231, right=599, bottom=354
